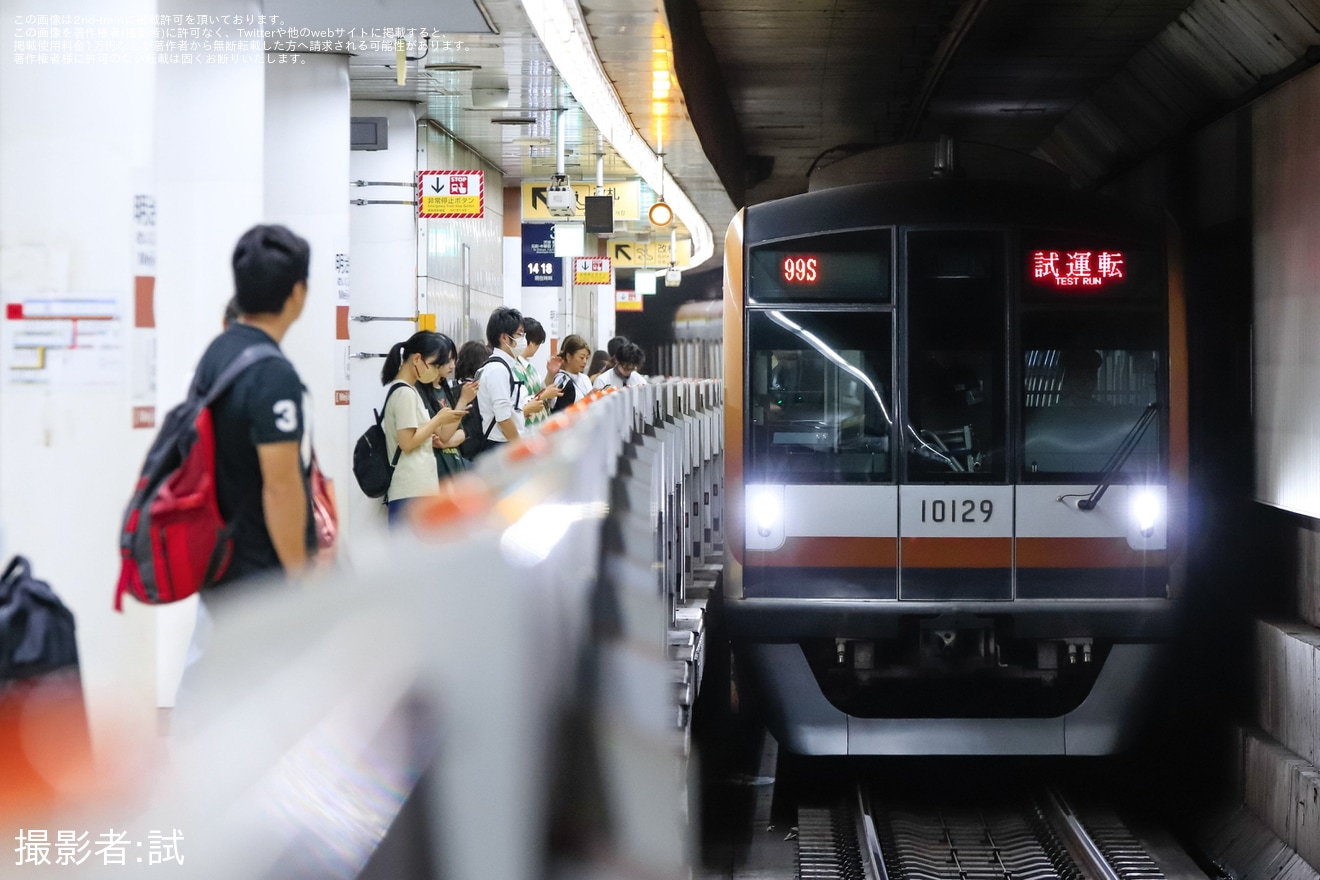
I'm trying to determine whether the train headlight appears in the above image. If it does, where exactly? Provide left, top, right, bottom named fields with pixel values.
left=753, top=491, right=780, bottom=537
left=745, top=485, right=785, bottom=550
left=1131, top=489, right=1160, bottom=538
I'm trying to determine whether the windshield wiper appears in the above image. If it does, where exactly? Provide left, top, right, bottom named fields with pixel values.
left=1077, top=402, right=1160, bottom=511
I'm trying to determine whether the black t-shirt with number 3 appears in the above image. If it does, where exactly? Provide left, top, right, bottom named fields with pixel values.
left=192, top=322, right=315, bottom=587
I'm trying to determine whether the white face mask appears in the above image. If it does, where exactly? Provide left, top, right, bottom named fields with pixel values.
left=510, top=335, right=528, bottom=357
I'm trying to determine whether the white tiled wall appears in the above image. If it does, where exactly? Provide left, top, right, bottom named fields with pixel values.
left=422, top=124, right=505, bottom=344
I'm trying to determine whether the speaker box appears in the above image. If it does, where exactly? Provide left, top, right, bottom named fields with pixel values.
left=584, top=195, right=613, bottom=234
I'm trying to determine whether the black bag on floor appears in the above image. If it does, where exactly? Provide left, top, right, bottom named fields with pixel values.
left=0, top=556, right=79, bottom=682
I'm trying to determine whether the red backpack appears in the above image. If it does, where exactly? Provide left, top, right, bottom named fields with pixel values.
left=114, top=344, right=282, bottom=611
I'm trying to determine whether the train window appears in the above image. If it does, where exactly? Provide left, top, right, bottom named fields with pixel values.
left=905, top=231, right=1006, bottom=482
left=747, top=230, right=892, bottom=303
left=747, top=310, right=894, bottom=483
left=1020, top=311, right=1165, bottom=479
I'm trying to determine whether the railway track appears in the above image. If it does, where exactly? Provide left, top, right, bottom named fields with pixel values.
left=797, top=786, right=1178, bottom=880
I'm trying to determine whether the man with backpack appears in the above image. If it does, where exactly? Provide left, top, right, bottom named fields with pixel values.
left=189, top=224, right=316, bottom=585
left=472, top=307, right=529, bottom=456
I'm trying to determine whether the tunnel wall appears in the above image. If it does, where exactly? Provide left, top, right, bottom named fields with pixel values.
left=1252, top=63, right=1320, bottom=523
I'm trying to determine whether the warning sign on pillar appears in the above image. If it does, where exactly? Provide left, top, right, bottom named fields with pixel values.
left=418, top=170, right=484, bottom=218
left=573, top=257, right=612, bottom=285
left=615, top=289, right=643, bottom=312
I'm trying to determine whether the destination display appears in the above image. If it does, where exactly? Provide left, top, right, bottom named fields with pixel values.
left=1023, top=232, right=1158, bottom=301
left=748, top=230, right=891, bottom=303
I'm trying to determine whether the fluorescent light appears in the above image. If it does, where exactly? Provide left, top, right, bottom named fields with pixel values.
left=635, top=270, right=656, bottom=295
left=519, top=0, right=714, bottom=268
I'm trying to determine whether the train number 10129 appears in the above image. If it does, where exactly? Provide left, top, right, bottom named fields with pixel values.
left=920, top=499, right=993, bottom=523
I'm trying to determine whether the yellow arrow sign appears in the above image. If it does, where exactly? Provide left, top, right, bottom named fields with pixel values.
left=610, top=239, right=691, bottom=269
left=522, top=181, right=640, bottom=221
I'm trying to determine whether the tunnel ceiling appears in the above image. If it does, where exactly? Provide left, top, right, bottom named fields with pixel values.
left=677, top=0, right=1320, bottom=203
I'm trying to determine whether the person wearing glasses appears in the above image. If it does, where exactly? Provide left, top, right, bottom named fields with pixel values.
left=380, top=331, right=468, bottom=526
left=592, top=341, right=649, bottom=390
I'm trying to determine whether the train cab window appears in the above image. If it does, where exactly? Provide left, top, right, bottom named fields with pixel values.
left=904, top=231, right=1006, bottom=482
left=1020, top=312, right=1165, bottom=479
left=747, top=310, right=894, bottom=482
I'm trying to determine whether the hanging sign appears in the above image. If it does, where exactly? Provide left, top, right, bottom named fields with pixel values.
left=418, top=170, right=484, bottom=218
left=573, top=257, right=612, bottom=285
left=521, top=223, right=562, bottom=287
left=522, top=180, right=640, bottom=221
left=609, top=238, right=691, bottom=268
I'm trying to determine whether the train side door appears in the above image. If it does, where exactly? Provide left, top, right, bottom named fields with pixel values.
left=898, top=230, right=1012, bottom=600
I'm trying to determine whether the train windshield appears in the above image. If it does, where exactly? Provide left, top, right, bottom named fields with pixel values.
left=1020, top=311, right=1165, bottom=480
left=747, top=311, right=894, bottom=482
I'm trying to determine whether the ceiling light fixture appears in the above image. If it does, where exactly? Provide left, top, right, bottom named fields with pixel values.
left=424, top=62, right=483, bottom=71
left=648, top=200, right=672, bottom=227
left=518, top=0, right=713, bottom=267
left=491, top=116, right=538, bottom=125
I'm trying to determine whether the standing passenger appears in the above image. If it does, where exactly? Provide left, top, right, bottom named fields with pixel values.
left=474, top=308, right=527, bottom=454
left=416, top=333, right=479, bottom=480
left=192, top=224, right=316, bottom=587
left=586, top=349, right=610, bottom=382
left=380, top=331, right=467, bottom=526
left=551, top=334, right=593, bottom=410
left=512, top=317, right=562, bottom=427
left=592, top=341, right=649, bottom=390
left=454, top=340, right=490, bottom=386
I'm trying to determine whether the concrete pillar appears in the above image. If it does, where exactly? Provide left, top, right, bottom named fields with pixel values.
left=152, top=0, right=265, bottom=706
left=347, top=101, right=418, bottom=551
left=263, top=53, right=351, bottom=551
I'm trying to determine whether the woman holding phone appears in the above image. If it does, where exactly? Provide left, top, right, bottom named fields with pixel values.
left=417, top=332, right=479, bottom=480
left=379, top=331, right=468, bottom=526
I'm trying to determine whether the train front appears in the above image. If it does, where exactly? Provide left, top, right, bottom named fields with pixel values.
left=720, top=180, right=1187, bottom=756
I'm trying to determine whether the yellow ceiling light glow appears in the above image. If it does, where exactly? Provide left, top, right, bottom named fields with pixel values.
left=649, top=200, right=673, bottom=227
left=519, top=0, right=713, bottom=266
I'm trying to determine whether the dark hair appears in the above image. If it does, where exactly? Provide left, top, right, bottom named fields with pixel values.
left=455, top=340, right=491, bottom=382
left=486, top=307, right=524, bottom=349
left=559, top=334, right=590, bottom=359
left=606, top=335, right=629, bottom=358
left=381, top=330, right=444, bottom=385
left=222, top=297, right=240, bottom=329
left=522, top=317, right=546, bottom=346
left=615, top=342, right=645, bottom=368
left=587, top=350, right=610, bottom=376
left=434, top=332, right=458, bottom=368
left=232, top=224, right=310, bottom=315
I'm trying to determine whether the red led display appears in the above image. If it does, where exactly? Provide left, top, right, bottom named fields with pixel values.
left=781, top=255, right=819, bottom=284
left=1029, top=250, right=1125, bottom=288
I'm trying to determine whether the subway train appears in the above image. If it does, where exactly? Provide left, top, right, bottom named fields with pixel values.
left=720, top=142, right=1188, bottom=755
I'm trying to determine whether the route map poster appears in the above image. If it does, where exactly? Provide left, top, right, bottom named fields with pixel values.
left=2, top=293, right=127, bottom=387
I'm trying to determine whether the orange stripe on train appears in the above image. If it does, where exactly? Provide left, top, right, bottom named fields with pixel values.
left=1015, top=537, right=1166, bottom=569
left=746, top=537, right=897, bottom=567
left=902, top=537, right=1011, bottom=568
